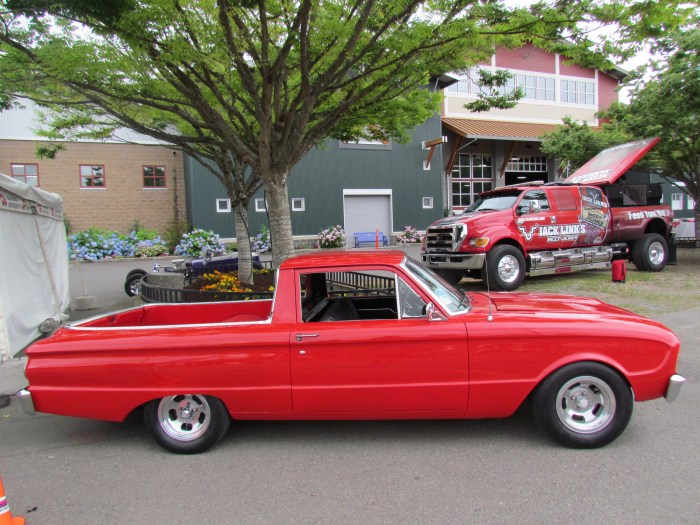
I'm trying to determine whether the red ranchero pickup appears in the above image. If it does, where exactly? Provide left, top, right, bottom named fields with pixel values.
left=17, top=251, right=685, bottom=453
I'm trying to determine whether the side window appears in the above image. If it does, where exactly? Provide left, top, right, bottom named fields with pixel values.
left=522, top=190, right=550, bottom=212
left=398, top=278, right=427, bottom=318
left=300, top=270, right=399, bottom=322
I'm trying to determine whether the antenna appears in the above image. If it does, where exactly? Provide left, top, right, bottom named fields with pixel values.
left=484, top=245, right=493, bottom=322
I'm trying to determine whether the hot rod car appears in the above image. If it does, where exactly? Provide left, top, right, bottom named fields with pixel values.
left=124, top=251, right=262, bottom=296
left=18, top=251, right=685, bottom=454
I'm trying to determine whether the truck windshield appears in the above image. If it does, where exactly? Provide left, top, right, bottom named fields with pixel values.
left=466, top=191, right=521, bottom=212
left=404, top=258, right=470, bottom=315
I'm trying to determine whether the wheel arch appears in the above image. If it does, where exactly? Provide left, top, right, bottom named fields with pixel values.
left=524, top=356, right=633, bottom=405
left=645, top=218, right=670, bottom=237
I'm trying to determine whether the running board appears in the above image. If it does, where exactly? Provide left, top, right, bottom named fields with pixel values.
left=528, top=261, right=611, bottom=277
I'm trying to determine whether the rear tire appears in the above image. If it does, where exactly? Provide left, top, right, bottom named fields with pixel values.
left=631, top=233, right=667, bottom=271
left=144, top=394, right=231, bottom=454
left=483, top=245, right=525, bottom=291
left=532, top=362, right=633, bottom=448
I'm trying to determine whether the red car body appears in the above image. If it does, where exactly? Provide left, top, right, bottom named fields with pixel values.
left=18, top=251, right=685, bottom=452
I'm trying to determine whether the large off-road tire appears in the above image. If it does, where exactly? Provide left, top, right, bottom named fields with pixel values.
left=124, top=270, right=147, bottom=296
left=483, top=245, right=526, bottom=291
left=144, top=394, right=231, bottom=454
left=631, top=233, right=668, bottom=272
left=532, top=362, right=633, bottom=449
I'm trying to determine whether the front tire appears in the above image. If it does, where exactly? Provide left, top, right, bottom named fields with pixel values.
left=532, top=362, right=633, bottom=448
left=124, top=271, right=146, bottom=296
left=632, top=233, right=668, bottom=271
left=483, top=245, right=525, bottom=291
left=144, top=394, right=231, bottom=454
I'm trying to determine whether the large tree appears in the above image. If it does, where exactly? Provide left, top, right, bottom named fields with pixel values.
left=1, top=0, right=691, bottom=266
left=607, top=27, right=700, bottom=246
left=541, top=24, right=700, bottom=246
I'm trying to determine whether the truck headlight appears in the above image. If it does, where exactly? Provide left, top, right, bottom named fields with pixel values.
left=469, top=237, right=489, bottom=248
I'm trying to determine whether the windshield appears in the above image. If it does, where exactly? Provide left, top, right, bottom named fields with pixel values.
left=466, top=191, right=521, bottom=212
left=404, top=258, right=470, bottom=315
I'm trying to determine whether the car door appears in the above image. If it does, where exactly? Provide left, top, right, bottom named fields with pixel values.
left=290, top=268, right=469, bottom=416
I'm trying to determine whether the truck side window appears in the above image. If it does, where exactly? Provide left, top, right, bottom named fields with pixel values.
left=522, top=190, right=550, bottom=212
left=550, top=188, right=578, bottom=210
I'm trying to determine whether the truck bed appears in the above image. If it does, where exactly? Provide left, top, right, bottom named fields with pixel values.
left=78, top=299, right=274, bottom=328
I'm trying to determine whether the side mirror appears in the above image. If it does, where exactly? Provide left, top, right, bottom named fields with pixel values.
left=426, top=302, right=447, bottom=322
left=528, top=200, right=541, bottom=213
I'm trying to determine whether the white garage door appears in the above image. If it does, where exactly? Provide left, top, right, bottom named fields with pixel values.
left=343, top=193, right=392, bottom=246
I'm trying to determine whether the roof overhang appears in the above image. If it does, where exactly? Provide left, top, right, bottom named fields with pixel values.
left=442, top=118, right=561, bottom=142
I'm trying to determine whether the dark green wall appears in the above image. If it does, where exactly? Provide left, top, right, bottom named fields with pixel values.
left=184, top=113, right=446, bottom=239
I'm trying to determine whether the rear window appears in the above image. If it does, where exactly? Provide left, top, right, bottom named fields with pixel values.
left=551, top=188, right=578, bottom=210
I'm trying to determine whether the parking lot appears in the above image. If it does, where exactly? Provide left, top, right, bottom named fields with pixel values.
left=0, top=251, right=698, bottom=524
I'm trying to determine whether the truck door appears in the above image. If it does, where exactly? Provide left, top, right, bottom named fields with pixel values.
left=290, top=268, right=469, bottom=416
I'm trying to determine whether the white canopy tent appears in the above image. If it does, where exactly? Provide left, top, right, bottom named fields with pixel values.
left=0, top=173, right=69, bottom=360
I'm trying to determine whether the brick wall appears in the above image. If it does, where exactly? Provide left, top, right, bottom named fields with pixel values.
left=0, top=140, right=186, bottom=235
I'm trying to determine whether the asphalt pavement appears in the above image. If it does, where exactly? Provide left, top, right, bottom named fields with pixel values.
left=0, top=248, right=698, bottom=524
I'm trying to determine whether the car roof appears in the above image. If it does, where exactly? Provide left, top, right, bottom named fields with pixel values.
left=279, top=249, right=407, bottom=270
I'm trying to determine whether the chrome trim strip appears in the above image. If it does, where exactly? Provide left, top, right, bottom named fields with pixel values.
left=665, top=374, right=686, bottom=402
left=16, top=389, right=35, bottom=415
left=421, top=253, right=485, bottom=270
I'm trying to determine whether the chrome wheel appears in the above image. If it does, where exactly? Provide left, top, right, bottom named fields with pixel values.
left=648, top=241, right=665, bottom=266
left=157, top=394, right=212, bottom=442
left=555, top=375, right=616, bottom=434
left=497, top=254, right=520, bottom=284
left=129, top=278, right=142, bottom=296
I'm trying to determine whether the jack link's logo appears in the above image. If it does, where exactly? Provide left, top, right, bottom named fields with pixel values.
left=518, top=224, right=539, bottom=241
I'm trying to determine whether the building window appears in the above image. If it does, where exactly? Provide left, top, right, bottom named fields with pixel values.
left=292, top=198, right=305, bottom=212
left=671, top=193, right=683, bottom=211
left=11, top=163, right=39, bottom=187
left=506, top=156, right=548, bottom=172
left=688, top=196, right=696, bottom=210
left=451, top=154, right=493, bottom=208
left=143, top=165, right=166, bottom=188
left=80, top=165, right=105, bottom=188
left=560, top=79, right=595, bottom=105
left=255, top=198, right=267, bottom=212
left=422, top=197, right=434, bottom=209
left=216, top=199, right=231, bottom=213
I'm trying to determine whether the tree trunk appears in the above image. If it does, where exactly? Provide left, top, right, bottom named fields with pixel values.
left=234, top=203, right=254, bottom=286
left=264, top=174, right=295, bottom=268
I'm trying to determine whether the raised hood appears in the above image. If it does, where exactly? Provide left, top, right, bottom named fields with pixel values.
left=564, top=137, right=660, bottom=186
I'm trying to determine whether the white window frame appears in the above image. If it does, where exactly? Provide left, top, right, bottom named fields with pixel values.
left=688, top=196, right=696, bottom=210
left=255, top=198, right=267, bottom=212
left=671, top=193, right=683, bottom=211
left=422, top=197, right=434, bottom=209
left=291, top=197, right=305, bottom=212
left=216, top=198, right=231, bottom=213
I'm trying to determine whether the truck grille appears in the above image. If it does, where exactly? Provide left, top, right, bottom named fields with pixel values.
left=426, top=225, right=464, bottom=252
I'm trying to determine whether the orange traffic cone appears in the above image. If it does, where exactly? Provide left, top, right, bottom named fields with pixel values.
left=0, top=477, right=25, bottom=525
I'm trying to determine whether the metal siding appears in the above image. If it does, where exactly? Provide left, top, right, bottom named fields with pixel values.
left=186, top=111, right=444, bottom=239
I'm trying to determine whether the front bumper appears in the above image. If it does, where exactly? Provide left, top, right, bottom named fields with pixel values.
left=422, top=252, right=485, bottom=270
left=665, top=374, right=686, bottom=402
left=15, top=388, right=35, bottom=415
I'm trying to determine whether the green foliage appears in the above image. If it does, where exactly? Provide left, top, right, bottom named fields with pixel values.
left=539, top=117, right=631, bottom=177
left=163, top=218, right=190, bottom=253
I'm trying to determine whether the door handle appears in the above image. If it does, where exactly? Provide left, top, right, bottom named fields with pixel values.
left=295, top=333, right=319, bottom=342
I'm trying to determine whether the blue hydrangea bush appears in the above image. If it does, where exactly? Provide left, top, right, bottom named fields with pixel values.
left=68, top=227, right=167, bottom=261
left=174, top=229, right=226, bottom=257
left=252, top=225, right=271, bottom=253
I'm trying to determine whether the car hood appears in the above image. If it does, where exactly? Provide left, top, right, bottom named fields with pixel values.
left=483, top=292, right=638, bottom=317
left=431, top=209, right=509, bottom=227
left=563, top=137, right=659, bottom=185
